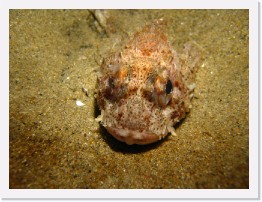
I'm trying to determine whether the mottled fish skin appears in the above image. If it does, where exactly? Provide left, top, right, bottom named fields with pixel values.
left=97, top=20, right=200, bottom=145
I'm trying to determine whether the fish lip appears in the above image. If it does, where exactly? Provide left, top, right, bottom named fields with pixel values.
left=105, top=126, right=163, bottom=145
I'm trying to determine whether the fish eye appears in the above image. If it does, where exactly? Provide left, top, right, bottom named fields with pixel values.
left=165, top=79, right=173, bottom=94
left=108, top=77, right=114, bottom=88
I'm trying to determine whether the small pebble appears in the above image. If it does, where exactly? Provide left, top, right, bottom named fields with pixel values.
left=76, top=100, right=85, bottom=107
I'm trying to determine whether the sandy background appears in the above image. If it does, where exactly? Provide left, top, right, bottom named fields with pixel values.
left=9, top=10, right=248, bottom=189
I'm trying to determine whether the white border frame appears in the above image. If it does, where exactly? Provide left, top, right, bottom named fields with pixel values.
left=0, top=0, right=259, bottom=199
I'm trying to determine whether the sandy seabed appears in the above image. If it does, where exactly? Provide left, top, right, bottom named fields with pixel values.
left=9, top=10, right=248, bottom=188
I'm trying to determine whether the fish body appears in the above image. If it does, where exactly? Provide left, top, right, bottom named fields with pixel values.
left=97, top=20, right=200, bottom=145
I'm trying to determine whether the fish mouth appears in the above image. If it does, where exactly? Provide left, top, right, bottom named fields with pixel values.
left=105, top=126, right=164, bottom=145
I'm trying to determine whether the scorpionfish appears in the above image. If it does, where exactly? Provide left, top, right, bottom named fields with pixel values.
left=97, top=20, right=200, bottom=145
